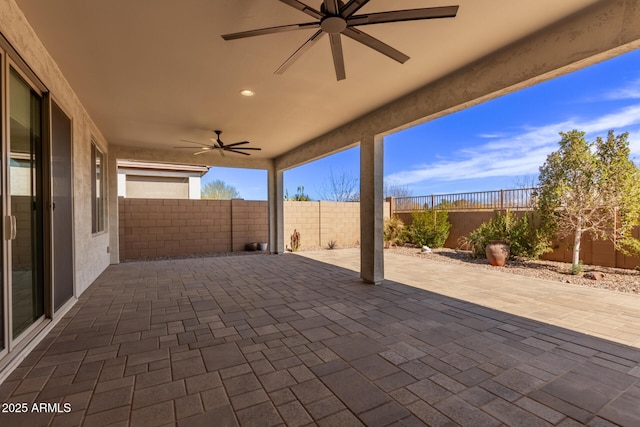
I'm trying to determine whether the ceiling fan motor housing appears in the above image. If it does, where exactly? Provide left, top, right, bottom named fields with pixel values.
left=321, top=16, right=347, bottom=34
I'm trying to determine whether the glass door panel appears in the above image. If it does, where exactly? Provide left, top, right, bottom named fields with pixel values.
left=1, top=52, right=3, bottom=353
left=9, top=68, right=43, bottom=339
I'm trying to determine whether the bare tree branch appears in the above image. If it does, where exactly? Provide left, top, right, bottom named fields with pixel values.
left=319, top=169, right=359, bottom=202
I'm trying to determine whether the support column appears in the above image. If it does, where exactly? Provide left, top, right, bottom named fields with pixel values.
left=360, top=134, right=384, bottom=284
left=268, top=163, right=285, bottom=254
left=107, top=152, right=120, bottom=264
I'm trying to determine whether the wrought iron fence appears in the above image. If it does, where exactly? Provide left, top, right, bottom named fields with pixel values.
left=392, top=188, right=538, bottom=212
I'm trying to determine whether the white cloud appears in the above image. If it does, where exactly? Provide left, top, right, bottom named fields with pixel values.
left=386, top=104, right=640, bottom=187
left=603, top=78, right=640, bottom=100
left=477, top=133, right=508, bottom=139
left=627, top=129, right=640, bottom=159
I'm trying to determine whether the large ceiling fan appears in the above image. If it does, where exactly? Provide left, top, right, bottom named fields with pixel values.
left=222, top=0, right=459, bottom=81
left=175, top=130, right=261, bottom=156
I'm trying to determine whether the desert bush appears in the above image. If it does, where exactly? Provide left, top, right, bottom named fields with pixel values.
left=290, top=229, right=300, bottom=252
left=468, top=211, right=551, bottom=259
left=409, top=209, right=451, bottom=248
left=384, top=216, right=408, bottom=247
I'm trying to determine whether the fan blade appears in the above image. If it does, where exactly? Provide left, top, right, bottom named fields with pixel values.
left=275, top=30, right=325, bottom=74
left=222, top=22, right=319, bottom=40
left=225, top=147, right=262, bottom=150
left=179, top=139, right=212, bottom=148
left=324, top=0, right=339, bottom=15
left=348, top=6, right=459, bottom=26
left=329, top=33, right=346, bottom=81
left=193, top=149, right=213, bottom=155
left=223, top=141, right=251, bottom=148
left=342, top=27, right=409, bottom=63
left=210, top=138, right=224, bottom=148
left=226, top=149, right=251, bottom=156
left=340, top=0, right=369, bottom=18
left=279, top=0, right=323, bottom=19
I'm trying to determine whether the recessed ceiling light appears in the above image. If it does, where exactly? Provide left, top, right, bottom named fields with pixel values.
left=240, top=89, right=255, bottom=97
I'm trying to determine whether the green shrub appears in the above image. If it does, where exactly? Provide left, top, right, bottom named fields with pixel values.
left=409, top=209, right=451, bottom=248
left=468, top=211, right=551, bottom=259
left=468, top=213, right=510, bottom=257
left=570, top=261, right=583, bottom=275
left=507, top=212, right=552, bottom=259
left=384, top=216, right=408, bottom=247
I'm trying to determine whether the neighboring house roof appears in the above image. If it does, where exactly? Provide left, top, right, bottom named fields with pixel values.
left=117, top=160, right=209, bottom=177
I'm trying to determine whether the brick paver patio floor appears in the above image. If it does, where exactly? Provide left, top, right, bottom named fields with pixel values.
left=1, top=250, right=640, bottom=426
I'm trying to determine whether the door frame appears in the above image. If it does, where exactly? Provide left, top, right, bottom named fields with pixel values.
left=49, top=96, right=76, bottom=312
left=0, top=49, right=52, bottom=364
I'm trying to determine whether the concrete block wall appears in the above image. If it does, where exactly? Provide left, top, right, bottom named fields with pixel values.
left=119, top=196, right=640, bottom=268
left=319, top=201, right=361, bottom=248
left=283, top=201, right=320, bottom=250
left=119, top=198, right=269, bottom=260
left=543, top=232, right=639, bottom=269
left=230, top=200, right=268, bottom=252
left=283, top=201, right=391, bottom=250
left=120, top=199, right=391, bottom=259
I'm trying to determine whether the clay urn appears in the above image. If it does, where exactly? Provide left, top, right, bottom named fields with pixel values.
left=486, top=240, right=510, bottom=266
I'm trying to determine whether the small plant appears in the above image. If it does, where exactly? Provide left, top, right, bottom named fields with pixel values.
left=384, top=216, right=407, bottom=247
left=409, top=209, right=451, bottom=248
left=291, top=229, right=301, bottom=252
left=327, top=239, right=337, bottom=250
left=570, top=261, right=584, bottom=275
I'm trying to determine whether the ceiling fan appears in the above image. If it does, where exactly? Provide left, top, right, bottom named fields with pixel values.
left=222, top=0, right=459, bottom=81
left=175, top=130, right=262, bottom=156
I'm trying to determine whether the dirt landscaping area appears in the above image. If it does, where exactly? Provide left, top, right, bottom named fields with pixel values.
left=389, top=246, right=640, bottom=295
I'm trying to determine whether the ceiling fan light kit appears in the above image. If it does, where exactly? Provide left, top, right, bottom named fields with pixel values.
left=222, top=0, right=459, bottom=81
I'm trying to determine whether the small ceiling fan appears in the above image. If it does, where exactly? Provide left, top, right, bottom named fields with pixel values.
left=175, top=130, right=262, bottom=156
left=222, top=0, right=459, bottom=81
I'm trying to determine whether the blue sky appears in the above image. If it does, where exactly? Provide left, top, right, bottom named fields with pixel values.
left=204, top=48, right=640, bottom=200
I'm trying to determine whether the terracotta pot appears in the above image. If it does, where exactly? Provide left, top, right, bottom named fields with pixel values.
left=486, top=240, right=510, bottom=266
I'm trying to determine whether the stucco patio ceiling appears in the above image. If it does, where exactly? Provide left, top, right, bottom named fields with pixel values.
left=15, top=0, right=600, bottom=160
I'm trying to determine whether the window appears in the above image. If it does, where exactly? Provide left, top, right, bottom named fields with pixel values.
left=91, top=141, right=106, bottom=233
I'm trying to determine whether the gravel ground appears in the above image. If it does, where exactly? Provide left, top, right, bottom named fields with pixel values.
left=388, top=246, right=640, bottom=295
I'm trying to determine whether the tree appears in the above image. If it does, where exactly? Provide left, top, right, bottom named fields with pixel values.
left=512, top=174, right=539, bottom=189
left=319, top=170, right=359, bottom=202
left=537, top=130, right=640, bottom=272
left=284, top=185, right=311, bottom=201
left=201, top=179, right=240, bottom=199
left=596, top=130, right=640, bottom=257
left=384, top=183, right=412, bottom=199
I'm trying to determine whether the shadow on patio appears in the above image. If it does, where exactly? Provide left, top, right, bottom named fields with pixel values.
left=1, top=252, right=639, bottom=426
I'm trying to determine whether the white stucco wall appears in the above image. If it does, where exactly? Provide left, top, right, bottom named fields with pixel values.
left=1, top=0, right=111, bottom=295
left=188, top=176, right=201, bottom=199
left=117, top=172, right=127, bottom=198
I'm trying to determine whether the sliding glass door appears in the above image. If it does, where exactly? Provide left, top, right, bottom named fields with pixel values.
left=8, top=68, right=44, bottom=339
left=0, top=53, right=3, bottom=356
